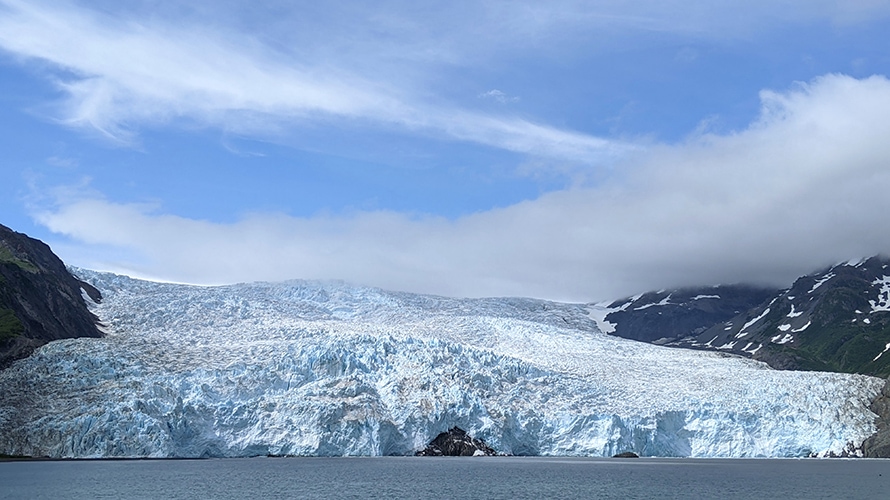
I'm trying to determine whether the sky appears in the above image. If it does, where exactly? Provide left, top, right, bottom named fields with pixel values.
left=3, top=0, right=890, bottom=302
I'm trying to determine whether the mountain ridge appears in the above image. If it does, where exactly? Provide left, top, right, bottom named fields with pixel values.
left=597, top=256, right=890, bottom=377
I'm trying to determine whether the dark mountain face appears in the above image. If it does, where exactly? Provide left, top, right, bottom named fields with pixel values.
left=600, top=285, right=777, bottom=344
left=0, top=224, right=102, bottom=369
left=600, top=256, right=890, bottom=377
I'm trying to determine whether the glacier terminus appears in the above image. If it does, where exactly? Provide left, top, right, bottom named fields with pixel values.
left=0, top=269, right=883, bottom=458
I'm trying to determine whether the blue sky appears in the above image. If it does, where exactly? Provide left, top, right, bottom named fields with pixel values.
left=3, top=0, right=890, bottom=301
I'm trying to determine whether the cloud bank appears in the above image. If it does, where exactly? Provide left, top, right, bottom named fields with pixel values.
left=35, top=74, right=890, bottom=301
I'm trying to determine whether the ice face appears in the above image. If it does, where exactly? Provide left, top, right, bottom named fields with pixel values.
left=0, top=270, right=882, bottom=458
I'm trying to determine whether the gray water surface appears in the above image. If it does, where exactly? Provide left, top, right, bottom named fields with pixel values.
left=2, top=456, right=888, bottom=499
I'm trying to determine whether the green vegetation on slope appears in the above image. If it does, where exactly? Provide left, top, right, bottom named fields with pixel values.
left=783, top=288, right=890, bottom=378
left=0, top=246, right=38, bottom=273
left=0, top=308, right=24, bottom=342
left=792, top=322, right=890, bottom=378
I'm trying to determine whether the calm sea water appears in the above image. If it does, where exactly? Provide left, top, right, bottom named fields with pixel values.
left=2, top=456, right=889, bottom=499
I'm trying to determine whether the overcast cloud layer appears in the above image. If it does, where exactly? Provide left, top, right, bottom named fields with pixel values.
left=4, top=1, right=890, bottom=301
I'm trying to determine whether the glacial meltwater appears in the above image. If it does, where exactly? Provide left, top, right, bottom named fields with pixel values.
left=2, top=457, right=889, bottom=499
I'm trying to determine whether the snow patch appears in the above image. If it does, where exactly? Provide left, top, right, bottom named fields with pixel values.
left=743, top=343, right=763, bottom=355
left=874, top=343, right=890, bottom=362
left=791, top=321, right=811, bottom=333
left=846, top=257, right=867, bottom=267
left=586, top=303, right=618, bottom=334
left=869, top=276, right=890, bottom=313
left=771, top=334, right=794, bottom=345
left=633, top=294, right=672, bottom=311
left=738, top=308, right=771, bottom=336
left=777, top=324, right=791, bottom=332
left=691, top=295, right=720, bottom=301
left=80, top=288, right=98, bottom=305
left=786, top=305, right=804, bottom=318
left=808, top=273, right=835, bottom=294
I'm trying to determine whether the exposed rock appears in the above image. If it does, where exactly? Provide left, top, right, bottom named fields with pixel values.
left=0, top=223, right=102, bottom=369
left=612, top=451, right=640, bottom=458
left=861, top=378, right=890, bottom=458
left=415, top=427, right=498, bottom=456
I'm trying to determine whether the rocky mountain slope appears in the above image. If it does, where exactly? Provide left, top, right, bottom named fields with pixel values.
left=592, top=256, right=890, bottom=377
left=588, top=285, right=777, bottom=344
left=0, top=224, right=102, bottom=369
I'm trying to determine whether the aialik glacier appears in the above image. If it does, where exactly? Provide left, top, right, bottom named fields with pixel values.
left=0, top=269, right=882, bottom=458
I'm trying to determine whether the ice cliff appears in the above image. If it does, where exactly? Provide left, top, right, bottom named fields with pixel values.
left=0, top=270, right=883, bottom=458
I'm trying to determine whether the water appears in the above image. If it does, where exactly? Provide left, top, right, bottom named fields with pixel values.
left=2, top=457, right=889, bottom=499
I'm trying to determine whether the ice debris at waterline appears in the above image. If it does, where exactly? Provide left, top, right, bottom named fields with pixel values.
left=0, top=270, right=883, bottom=458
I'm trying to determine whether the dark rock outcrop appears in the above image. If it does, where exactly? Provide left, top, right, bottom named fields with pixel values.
left=861, top=379, right=890, bottom=458
left=415, top=427, right=497, bottom=456
left=612, top=451, right=640, bottom=458
left=0, top=223, right=102, bottom=369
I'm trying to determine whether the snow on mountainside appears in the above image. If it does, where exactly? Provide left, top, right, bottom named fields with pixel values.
left=588, top=285, right=776, bottom=344
left=597, top=256, right=890, bottom=377
left=0, top=270, right=883, bottom=458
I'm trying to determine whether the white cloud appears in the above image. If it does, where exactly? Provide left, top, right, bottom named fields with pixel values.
left=34, top=74, right=890, bottom=301
left=4, top=1, right=887, bottom=164
left=0, top=0, right=627, bottom=164
left=479, top=90, right=519, bottom=104
left=45, top=156, right=77, bottom=168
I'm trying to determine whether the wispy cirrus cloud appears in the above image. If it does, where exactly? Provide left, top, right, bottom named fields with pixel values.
left=0, top=0, right=630, bottom=164
left=6, top=1, right=888, bottom=165
left=479, top=90, right=519, bottom=104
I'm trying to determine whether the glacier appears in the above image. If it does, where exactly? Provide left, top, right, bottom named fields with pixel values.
left=0, top=269, right=884, bottom=458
